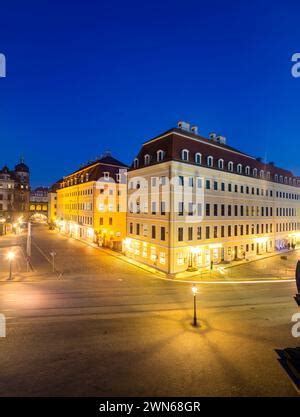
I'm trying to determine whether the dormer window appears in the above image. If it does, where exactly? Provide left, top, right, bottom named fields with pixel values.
left=157, top=150, right=164, bottom=162
left=260, top=170, right=264, bottom=179
left=133, top=158, right=139, bottom=168
left=144, top=154, right=150, bottom=166
left=284, top=176, right=288, bottom=184
left=195, top=153, right=202, bottom=165
left=228, top=161, right=234, bottom=172
left=237, top=164, right=242, bottom=174
left=86, top=173, right=89, bottom=181
left=266, top=171, right=270, bottom=180
left=181, top=149, right=189, bottom=161
left=280, top=175, right=283, bottom=183
left=218, top=159, right=224, bottom=169
left=275, top=174, right=278, bottom=182
left=104, top=172, right=109, bottom=180
left=116, top=173, right=121, bottom=183
left=253, top=168, right=258, bottom=177
left=245, top=166, right=250, bottom=175
left=207, top=156, right=213, bottom=167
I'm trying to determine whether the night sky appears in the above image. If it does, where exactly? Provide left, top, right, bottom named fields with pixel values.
left=0, top=0, right=300, bottom=187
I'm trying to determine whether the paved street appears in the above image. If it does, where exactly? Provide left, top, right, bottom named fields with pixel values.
left=0, top=224, right=299, bottom=396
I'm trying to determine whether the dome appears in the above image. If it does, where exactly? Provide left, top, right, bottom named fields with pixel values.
left=1, top=165, right=9, bottom=173
left=15, top=160, right=29, bottom=173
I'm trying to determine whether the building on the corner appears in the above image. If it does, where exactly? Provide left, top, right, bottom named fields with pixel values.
left=125, top=121, right=300, bottom=275
left=0, top=159, right=30, bottom=234
left=56, top=152, right=128, bottom=250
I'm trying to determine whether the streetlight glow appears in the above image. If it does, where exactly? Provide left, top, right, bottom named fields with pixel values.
left=192, top=285, right=198, bottom=295
left=6, top=251, right=15, bottom=261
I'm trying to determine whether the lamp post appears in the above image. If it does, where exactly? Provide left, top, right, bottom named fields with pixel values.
left=192, top=284, right=198, bottom=326
left=50, top=251, right=56, bottom=273
left=7, top=251, right=15, bottom=280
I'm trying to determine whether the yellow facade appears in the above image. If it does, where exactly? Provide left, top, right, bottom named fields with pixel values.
left=56, top=159, right=127, bottom=250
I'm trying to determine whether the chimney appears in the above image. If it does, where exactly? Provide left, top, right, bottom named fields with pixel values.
left=216, top=135, right=226, bottom=145
left=178, top=121, right=190, bottom=132
left=191, top=126, right=198, bottom=135
left=209, top=132, right=217, bottom=140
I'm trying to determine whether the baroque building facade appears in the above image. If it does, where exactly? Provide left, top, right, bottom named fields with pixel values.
left=56, top=153, right=127, bottom=250
left=0, top=159, right=30, bottom=234
left=125, top=122, right=300, bottom=274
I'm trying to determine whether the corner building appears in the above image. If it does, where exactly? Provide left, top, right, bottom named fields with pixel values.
left=126, top=122, right=300, bottom=275
left=57, top=153, right=127, bottom=250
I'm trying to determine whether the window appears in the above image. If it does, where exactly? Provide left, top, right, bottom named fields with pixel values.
left=188, top=227, right=193, bottom=241
left=214, top=181, right=218, bottom=190
left=104, top=172, right=109, bottom=180
left=151, top=202, right=157, bottom=215
left=197, top=226, right=202, bottom=240
left=159, top=252, right=166, bottom=264
left=136, top=224, right=140, bottom=235
left=206, top=203, right=210, bottom=216
left=133, top=158, right=139, bottom=168
left=178, top=227, right=184, bottom=241
left=214, top=204, right=218, bottom=216
left=253, top=168, right=257, bottom=177
left=181, top=149, right=189, bottom=161
left=144, top=154, right=150, bottom=165
left=206, top=180, right=210, bottom=189
left=245, top=166, right=250, bottom=175
left=178, top=176, right=184, bottom=186
left=207, top=156, right=213, bottom=167
left=195, top=153, right=202, bottom=165
left=160, top=227, right=166, bottom=241
left=237, top=164, right=242, bottom=174
left=206, top=226, right=210, bottom=239
left=157, top=150, right=164, bottom=162
left=178, top=202, right=184, bottom=216
left=151, top=225, right=156, bottom=239
left=160, top=201, right=166, bottom=215
left=214, top=226, right=218, bottom=238
left=218, top=159, right=224, bottom=169
left=129, top=223, right=133, bottom=234
left=260, top=170, right=265, bottom=179
left=228, top=161, right=234, bottom=172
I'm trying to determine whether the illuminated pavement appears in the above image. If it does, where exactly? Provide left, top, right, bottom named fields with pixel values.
left=0, top=225, right=299, bottom=396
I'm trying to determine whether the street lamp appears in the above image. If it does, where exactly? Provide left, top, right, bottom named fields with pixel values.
left=192, top=284, right=198, bottom=327
left=6, top=251, right=15, bottom=280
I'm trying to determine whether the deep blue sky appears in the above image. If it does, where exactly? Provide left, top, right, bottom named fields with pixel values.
left=0, top=0, right=300, bottom=187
